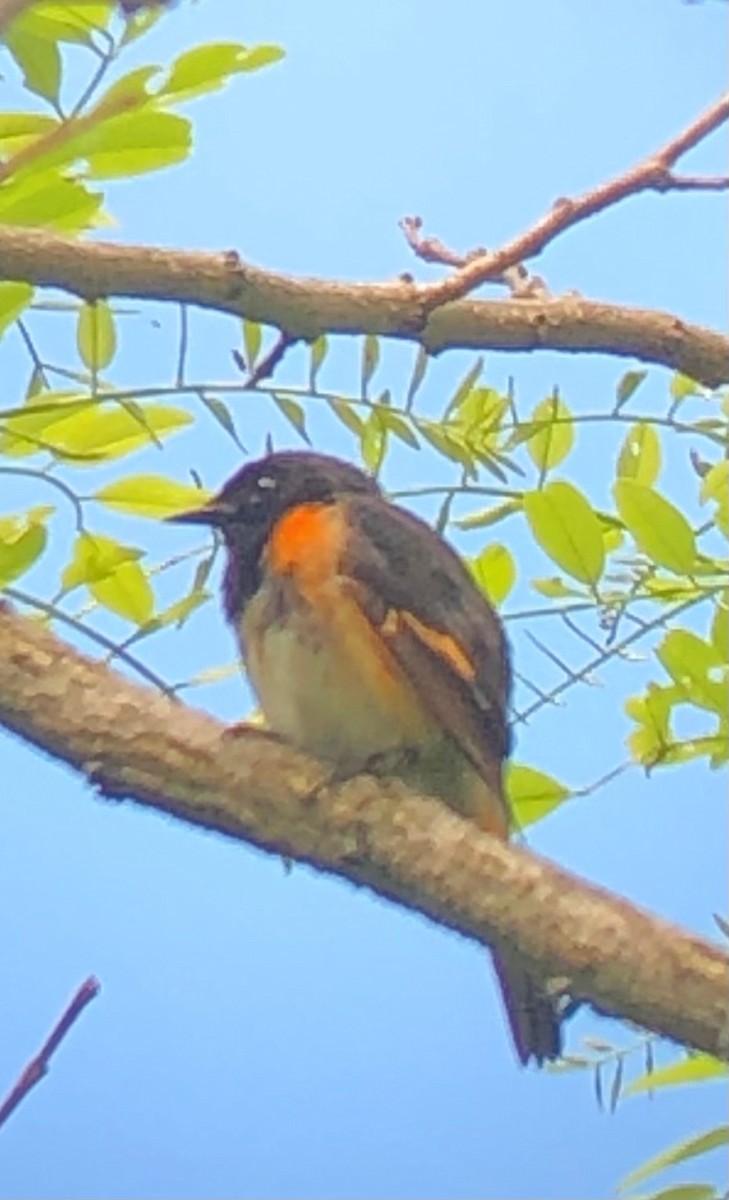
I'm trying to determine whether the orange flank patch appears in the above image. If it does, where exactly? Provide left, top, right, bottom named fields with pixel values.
left=266, top=502, right=345, bottom=584
left=383, top=608, right=476, bottom=683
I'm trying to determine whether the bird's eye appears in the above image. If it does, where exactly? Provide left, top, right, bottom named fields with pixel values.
left=257, top=476, right=277, bottom=490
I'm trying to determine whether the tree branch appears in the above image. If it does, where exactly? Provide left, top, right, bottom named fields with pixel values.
left=0, top=603, right=726, bottom=1061
left=0, top=976, right=100, bottom=1130
left=0, top=225, right=727, bottom=386
left=413, top=93, right=729, bottom=308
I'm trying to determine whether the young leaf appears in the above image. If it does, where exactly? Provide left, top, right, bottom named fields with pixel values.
left=90, top=559, right=154, bottom=625
left=94, top=475, right=212, bottom=518
left=405, top=346, right=429, bottom=409
left=0, top=281, right=33, bottom=339
left=444, top=357, right=483, bottom=419
left=656, top=629, right=727, bottom=714
left=80, top=111, right=191, bottom=179
left=614, top=480, right=697, bottom=575
left=360, top=408, right=387, bottom=473
left=526, top=394, right=574, bottom=474
left=4, top=28, right=61, bottom=104
left=617, top=422, right=661, bottom=486
left=309, top=335, right=328, bottom=389
left=506, top=764, right=570, bottom=829
left=361, top=335, right=380, bottom=395
left=77, top=300, right=117, bottom=372
left=242, top=320, right=262, bottom=369
left=468, top=543, right=516, bottom=606
left=619, top=1125, right=728, bottom=1192
left=615, top=369, right=647, bottom=409
left=326, top=398, right=364, bottom=436
left=523, top=481, right=605, bottom=587
left=624, top=1054, right=727, bottom=1098
left=47, top=402, right=192, bottom=461
left=0, top=510, right=48, bottom=588
left=273, top=394, right=310, bottom=444
left=455, top=499, right=522, bottom=531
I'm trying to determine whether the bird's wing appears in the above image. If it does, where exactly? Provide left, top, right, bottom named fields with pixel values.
left=342, top=494, right=511, bottom=805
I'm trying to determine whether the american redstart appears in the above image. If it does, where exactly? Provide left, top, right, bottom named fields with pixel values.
left=171, top=450, right=563, bottom=1064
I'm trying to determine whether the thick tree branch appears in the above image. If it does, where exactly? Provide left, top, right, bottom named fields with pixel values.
left=0, top=603, right=726, bottom=1061
left=0, top=225, right=727, bottom=386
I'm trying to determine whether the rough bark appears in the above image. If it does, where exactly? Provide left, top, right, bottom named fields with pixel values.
left=0, top=602, right=726, bottom=1061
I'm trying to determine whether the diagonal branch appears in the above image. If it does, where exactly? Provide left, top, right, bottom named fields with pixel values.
left=415, top=93, right=729, bottom=308
left=0, top=976, right=100, bottom=1130
left=0, top=225, right=727, bottom=386
left=0, top=602, right=726, bottom=1061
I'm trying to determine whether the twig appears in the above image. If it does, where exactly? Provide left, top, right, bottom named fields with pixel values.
left=415, top=93, right=729, bottom=310
left=233, top=331, right=297, bottom=389
left=400, top=217, right=550, bottom=298
left=0, top=977, right=100, bottom=1131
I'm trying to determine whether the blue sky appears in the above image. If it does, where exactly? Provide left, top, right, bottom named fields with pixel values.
left=0, top=2, right=727, bottom=1198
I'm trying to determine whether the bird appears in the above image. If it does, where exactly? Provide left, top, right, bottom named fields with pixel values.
left=170, top=449, right=563, bottom=1064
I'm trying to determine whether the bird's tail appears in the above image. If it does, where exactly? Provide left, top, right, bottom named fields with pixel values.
left=490, top=948, right=564, bottom=1066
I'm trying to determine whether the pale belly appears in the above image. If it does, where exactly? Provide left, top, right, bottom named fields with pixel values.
left=240, top=579, right=434, bottom=767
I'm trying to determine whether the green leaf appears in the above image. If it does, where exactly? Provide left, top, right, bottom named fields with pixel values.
left=523, top=482, right=605, bottom=586
left=455, top=499, right=522, bottom=531
left=619, top=1125, right=728, bottom=1192
left=77, top=300, right=117, bottom=372
left=0, top=509, right=49, bottom=588
left=327, top=398, right=364, bottom=437
left=615, top=369, right=648, bottom=408
left=413, top=418, right=474, bottom=470
left=80, top=110, right=191, bottom=179
left=235, top=44, right=285, bottom=71
left=361, top=335, right=380, bottom=394
left=468, top=543, right=515, bottom=606
left=625, top=683, right=678, bottom=768
left=444, top=358, right=483, bottom=419
left=94, top=475, right=213, bottom=519
left=0, top=391, right=92, bottom=457
left=273, top=394, right=310, bottom=443
left=94, top=65, right=162, bottom=108
left=62, top=532, right=143, bottom=591
left=360, top=409, right=387, bottom=473
left=0, top=112, right=56, bottom=153
left=4, top=28, right=61, bottom=104
left=614, top=480, right=697, bottom=575
left=506, top=764, right=570, bottom=829
left=46, top=402, right=192, bottom=461
left=639, top=1187, right=719, bottom=1200
left=379, top=410, right=420, bottom=449
left=10, top=3, right=113, bottom=46
left=405, top=346, right=429, bottom=408
left=526, top=394, right=574, bottom=474
left=0, top=170, right=102, bottom=232
left=700, top=461, right=728, bottom=506
left=710, top=599, right=728, bottom=662
left=154, top=589, right=209, bottom=629
left=617, top=422, right=661, bottom=486
left=159, top=41, right=282, bottom=102
left=242, top=319, right=262, bottom=369
left=198, top=394, right=244, bottom=449
left=656, top=629, right=727, bottom=714
left=531, top=576, right=584, bottom=598
left=670, top=373, right=702, bottom=404
left=309, top=335, right=328, bottom=389
left=0, top=282, right=33, bottom=338
left=625, top=1054, right=727, bottom=1098
left=90, top=559, right=154, bottom=624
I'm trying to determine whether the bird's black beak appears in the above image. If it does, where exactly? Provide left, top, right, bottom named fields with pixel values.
left=166, top=498, right=235, bottom=527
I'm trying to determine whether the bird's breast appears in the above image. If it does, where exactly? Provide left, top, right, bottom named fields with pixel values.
left=239, top=571, right=434, bottom=766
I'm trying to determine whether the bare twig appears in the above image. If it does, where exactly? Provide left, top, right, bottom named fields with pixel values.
left=0, top=977, right=100, bottom=1131
left=233, top=331, right=297, bottom=388
left=414, top=93, right=729, bottom=310
left=399, top=217, right=550, bottom=298
left=0, top=604, right=726, bottom=1060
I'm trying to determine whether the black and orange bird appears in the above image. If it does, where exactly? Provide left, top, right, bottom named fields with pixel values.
left=171, top=450, right=563, bottom=1065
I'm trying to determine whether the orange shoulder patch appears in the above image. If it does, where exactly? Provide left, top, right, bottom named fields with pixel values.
left=382, top=608, right=476, bottom=683
left=266, top=502, right=346, bottom=585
